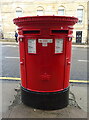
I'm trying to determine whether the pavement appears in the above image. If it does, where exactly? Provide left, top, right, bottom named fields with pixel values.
left=0, top=80, right=88, bottom=119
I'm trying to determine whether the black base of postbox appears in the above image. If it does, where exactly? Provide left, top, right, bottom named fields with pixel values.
left=21, top=86, right=69, bottom=110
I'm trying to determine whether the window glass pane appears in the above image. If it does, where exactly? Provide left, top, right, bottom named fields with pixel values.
left=16, top=11, right=22, bottom=17
left=77, top=9, right=83, bottom=24
left=16, top=10, right=22, bottom=17
left=58, top=9, right=64, bottom=16
left=37, top=10, right=43, bottom=16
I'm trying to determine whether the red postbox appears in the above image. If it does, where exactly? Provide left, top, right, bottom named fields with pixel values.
left=13, top=16, right=78, bottom=110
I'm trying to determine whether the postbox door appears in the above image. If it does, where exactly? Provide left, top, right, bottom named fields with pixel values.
left=19, top=38, right=27, bottom=88
left=64, top=37, right=72, bottom=88
left=25, top=37, right=66, bottom=92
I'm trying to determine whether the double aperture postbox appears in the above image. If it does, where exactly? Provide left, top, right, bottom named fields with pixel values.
left=13, top=16, right=78, bottom=110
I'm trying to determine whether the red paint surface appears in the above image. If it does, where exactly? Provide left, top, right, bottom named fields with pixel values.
left=13, top=16, right=78, bottom=92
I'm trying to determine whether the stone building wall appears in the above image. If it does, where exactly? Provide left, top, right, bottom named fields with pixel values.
left=0, top=0, right=89, bottom=43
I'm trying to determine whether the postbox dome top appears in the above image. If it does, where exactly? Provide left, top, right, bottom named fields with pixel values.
left=13, top=16, right=78, bottom=27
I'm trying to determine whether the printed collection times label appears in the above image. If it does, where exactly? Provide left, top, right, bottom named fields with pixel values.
left=28, top=39, right=36, bottom=53
left=55, top=39, right=63, bottom=53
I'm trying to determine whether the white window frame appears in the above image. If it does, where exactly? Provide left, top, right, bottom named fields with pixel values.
left=77, top=6, right=84, bottom=24
left=37, top=10, right=44, bottom=16
left=37, top=6, right=44, bottom=16
left=58, top=6, right=65, bottom=16
left=16, top=7, right=23, bottom=17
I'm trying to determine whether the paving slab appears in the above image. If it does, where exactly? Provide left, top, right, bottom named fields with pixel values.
left=4, top=104, right=87, bottom=118
left=1, top=81, right=20, bottom=119
left=2, top=82, right=88, bottom=119
left=70, top=84, right=88, bottom=112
